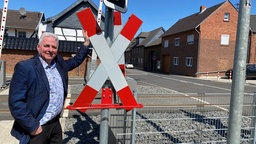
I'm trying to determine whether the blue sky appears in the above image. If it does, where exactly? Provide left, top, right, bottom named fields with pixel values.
left=1, top=0, right=255, bottom=33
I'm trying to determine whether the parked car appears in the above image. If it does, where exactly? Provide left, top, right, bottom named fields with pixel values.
left=125, top=63, right=134, bottom=69
left=225, top=64, right=256, bottom=79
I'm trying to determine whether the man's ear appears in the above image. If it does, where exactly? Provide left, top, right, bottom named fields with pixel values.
left=36, top=44, right=40, bottom=52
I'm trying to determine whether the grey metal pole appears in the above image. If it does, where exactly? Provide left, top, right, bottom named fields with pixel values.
left=99, top=7, right=114, bottom=144
left=227, top=0, right=251, bottom=144
left=127, top=77, right=138, bottom=144
left=252, top=92, right=256, bottom=144
left=104, top=7, right=114, bottom=42
left=131, top=91, right=137, bottom=144
left=100, top=108, right=109, bottom=144
left=0, top=60, right=6, bottom=87
left=123, top=110, right=127, bottom=144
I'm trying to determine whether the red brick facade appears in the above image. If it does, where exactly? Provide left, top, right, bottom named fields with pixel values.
left=249, top=34, right=256, bottom=63
left=198, top=2, right=238, bottom=73
left=161, top=1, right=238, bottom=76
left=1, top=49, right=88, bottom=78
left=161, top=30, right=199, bottom=75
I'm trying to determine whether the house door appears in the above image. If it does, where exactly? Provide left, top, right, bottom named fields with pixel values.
left=162, top=55, right=170, bottom=73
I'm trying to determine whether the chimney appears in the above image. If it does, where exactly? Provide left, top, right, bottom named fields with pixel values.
left=200, top=6, right=206, bottom=13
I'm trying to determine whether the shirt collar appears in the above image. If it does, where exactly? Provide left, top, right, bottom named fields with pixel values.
left=39, top=57, right=56, bottom=69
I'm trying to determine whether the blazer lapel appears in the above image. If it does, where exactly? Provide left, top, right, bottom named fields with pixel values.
left=33, top=55, right=50, bottom=92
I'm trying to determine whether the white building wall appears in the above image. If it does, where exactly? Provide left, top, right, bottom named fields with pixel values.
left=38, top=23, right=47, bottom=38
left=54, top=27, right=84, bottom=42
left=7, top=28, right=36, bottom=38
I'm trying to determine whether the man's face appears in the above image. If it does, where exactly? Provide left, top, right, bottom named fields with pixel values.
left=37, top=36, right=58, bottom=64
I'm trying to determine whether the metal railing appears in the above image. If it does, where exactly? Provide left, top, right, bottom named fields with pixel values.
left=109, top=93, right=256, bottom=144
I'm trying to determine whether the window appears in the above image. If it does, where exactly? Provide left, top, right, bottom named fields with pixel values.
left=164, top=40, right=169, bottom=48
left=224, top=13, right=230, bottom=21
left=18, top=31, right=26, bottom=38
left=173, top=57, right=179, bottom=66
left=221, top=34, right=230, bottom=45
left=187, top=34, right=194, bottom=44
left=174, top=38, right=180, bottom=46
left=186, top=57, right=193, bottom=67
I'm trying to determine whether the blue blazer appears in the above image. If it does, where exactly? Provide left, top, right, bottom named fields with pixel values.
left=8, top=45, right=88, bottom=144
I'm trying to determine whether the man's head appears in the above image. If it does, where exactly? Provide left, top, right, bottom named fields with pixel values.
left=37, top=32, right=59, bottom=65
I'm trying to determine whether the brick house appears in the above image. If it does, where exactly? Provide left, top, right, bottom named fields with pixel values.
left=143, top=27, right=165, bottom=72
left=1, top=0, right=103, bottom=78
left=248, top=15, right=256, bottom=63
left=0, top=9, right=44, bottom=76
left=161, top=1, right=238, bottom=76
left=126, top=27, right=164, bottom=71
left=125, top=32, right=148, bottom=69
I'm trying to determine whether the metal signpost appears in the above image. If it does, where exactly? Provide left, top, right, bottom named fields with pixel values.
left=0, top=0, right=8, bottom=87
left=103, top=0, right=128, bottom=13
left=85, top=0, right=104, bottom=81
left=227, top=0, right=251, bottom=143
left=0, top=0, right=8, bottom=58
left=67, top=0, right=143, bottom=143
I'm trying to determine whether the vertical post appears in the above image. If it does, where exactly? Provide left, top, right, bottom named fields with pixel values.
left=227, top=0, right=251, bottom=144
left=0, top=0, right=8, bottom=59
left=100, top=88, right=111, bottom=144
left=122, top=110, right=127, bottom=143
left=0, top=0, right=8, bottom=87
left=85, top=0, right=103, bottom=83
left=104, top=8, right=114, bottom=42
left=131, top=90, right=137, bottom=144
left=127, top=77, right=138, bottom=144
left=229, top=70, right=232, bottom=82
left=99, top=7, right=114, bottom=144
left=252, top=92, right=256, bottom=144
left=0, top=60, right=6, bottom=87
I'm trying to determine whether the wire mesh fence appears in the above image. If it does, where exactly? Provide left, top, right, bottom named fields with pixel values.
left=109, top=93, right=256, bottom=144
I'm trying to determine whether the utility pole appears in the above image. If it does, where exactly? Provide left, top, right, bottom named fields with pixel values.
left=227, top=0, right=251, bottom=143
left=99, top=6, right=114, bottom=144
left=100, top=1, right=127, bottom=143
left=0, top=0, right=8, bottom=87
left=0, top=0, right=8, bottom=59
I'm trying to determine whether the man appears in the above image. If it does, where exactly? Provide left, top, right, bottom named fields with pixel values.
left=8, top=31, right=90, bottom=144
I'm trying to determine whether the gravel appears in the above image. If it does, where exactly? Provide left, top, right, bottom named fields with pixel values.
left=63, top=84, right=252, bottom=144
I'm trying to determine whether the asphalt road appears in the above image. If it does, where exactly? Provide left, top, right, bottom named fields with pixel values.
left=124, top=69, right=256, bottom=113
left=126, top=69, right=256, bottom=94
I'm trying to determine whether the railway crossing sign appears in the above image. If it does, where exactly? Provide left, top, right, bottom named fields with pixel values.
left=103, top=0, right=128, bottom=13
left=67, top=8, right=143, bottom=111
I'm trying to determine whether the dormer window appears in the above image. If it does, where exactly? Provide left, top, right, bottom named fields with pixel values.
left=224, top=13, right=230, bottom=22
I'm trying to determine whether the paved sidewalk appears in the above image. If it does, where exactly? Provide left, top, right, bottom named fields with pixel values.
left=0, top=120, right=18, bottom=144
left=198, top=76, right=256, bottom=85
left=0, top=88, right=17, bottom=144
